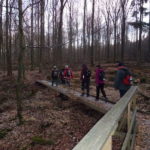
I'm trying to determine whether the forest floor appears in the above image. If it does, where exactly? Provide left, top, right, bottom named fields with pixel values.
left=0, top=63, right=150, bottom=150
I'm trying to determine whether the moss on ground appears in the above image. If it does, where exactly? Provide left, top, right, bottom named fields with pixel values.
left=31, top=136, right=54, bottom=145
left=0, top=129, right=12, bottom=139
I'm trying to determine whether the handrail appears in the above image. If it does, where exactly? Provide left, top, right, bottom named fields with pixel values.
left=73, top=86, right=138, bottom=150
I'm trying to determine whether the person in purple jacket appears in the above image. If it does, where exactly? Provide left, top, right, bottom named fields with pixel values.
left=95, top=65, right=108, bottom=101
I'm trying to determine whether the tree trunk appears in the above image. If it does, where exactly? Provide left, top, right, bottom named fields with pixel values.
left=31, top=0, right=34, bottom=70
left=137, top=0, right=143, bottom=64
left=121, top=3, right=125, bottom=63
left=17, top=0, right=25, bottom=124
left=0, top=0, right=3, bottom=66
left=6, top=0, right=12, bottom=76
left=83, top=0, right=87, bottom=61
left=113, top=21, right=117, bottom=63
left=39, top=0, right=45, bottom=72
left=91, top=0, right=95, bottom=66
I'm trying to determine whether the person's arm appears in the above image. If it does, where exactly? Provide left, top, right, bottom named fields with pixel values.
left=51, top=70, right=53, bottom=78
left=71, top=70, right=73, bottom=78
left=114, top=70, right=121, bottom=89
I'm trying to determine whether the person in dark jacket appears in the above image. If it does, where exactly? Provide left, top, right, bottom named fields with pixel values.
left=95, top=65, right=107, bottom=101
left=114, top=62, right=132, bottom=97
left=51, top=66, right=59, bottom=86
left=59, top=68, right=65, bottom=84
left=80, top=64, right=91, bottom=97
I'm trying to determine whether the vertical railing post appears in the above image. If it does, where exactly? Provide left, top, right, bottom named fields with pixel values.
left=102, top=135, right=112, bottom=150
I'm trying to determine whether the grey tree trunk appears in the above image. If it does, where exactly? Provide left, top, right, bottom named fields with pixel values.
left=121, top=0, right=126, bottom=63
left=30, top=0, right=34, bottom=70
left=6, top=0, right=12, bottom=76
left=83, top=0, right=87, bottom=61
left=91, top=0, right=95, bottom=66
left=17, top=0, right=25, bottom=124
left=39, top=0, right=45, bottom=72
left=0, top=0, right=3, bottom=66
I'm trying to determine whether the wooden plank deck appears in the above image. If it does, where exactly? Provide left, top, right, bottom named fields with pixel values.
left=36, top=80, right=113, bottom=114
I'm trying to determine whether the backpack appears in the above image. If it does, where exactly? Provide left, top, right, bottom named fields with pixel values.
left=86, top=70, right=91, bottom=78
left=53, top=70, right=58, bottom=78
left=122, top=69, right=132, bottom=85
left=99, top=71, right=105, bottom=81
left=66, top=70, right=71, bottom=77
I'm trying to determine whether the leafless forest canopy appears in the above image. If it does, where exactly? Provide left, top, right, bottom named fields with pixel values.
left=0, top=0, right=150, bottom=73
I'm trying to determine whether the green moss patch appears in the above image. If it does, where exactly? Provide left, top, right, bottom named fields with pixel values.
left=31, top=136, right=54, bottom=145
left=0, top=129, right=12, bottom=139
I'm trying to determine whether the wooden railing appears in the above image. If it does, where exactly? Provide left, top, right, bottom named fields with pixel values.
left=73, top=86, right=138, bottom=150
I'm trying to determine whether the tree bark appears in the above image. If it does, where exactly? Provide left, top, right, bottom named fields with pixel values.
left=17, top=0, right=25, bottom=124
left=39, top=0, right=45, bottom=72
left=0, top=0, right=3, bottom=66
left=6, top=0, right=12, bottom=76
left=121, top=0, right=126, bottom=63
left=83, top=0, right=87, bottom=61
left=91, top=0, right=95, bottom=66
left=30, top=0, right=34, bottom=70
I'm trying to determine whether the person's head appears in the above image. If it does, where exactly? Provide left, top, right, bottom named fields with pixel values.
left=117, top=62, right=124, bottom=67
left=82, top=64, right=87, bottom=70
left=96, top=64, right=101, bottom=68
left=53, top=65, right=57, bottom=69
left=65, top=65, right=69, bottom=69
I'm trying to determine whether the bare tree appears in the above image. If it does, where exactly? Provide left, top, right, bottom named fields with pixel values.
left=0, top=0, right=4, bottom=66
left=91, top=0, right=95, bottom=66
left=39, top=0, right=45, bottom=72
left=110, top=0, right=120, bottom=62
left=30, top=0, right=34, bottom=70
left=57, top=0, right=68, bottom=64
left=83, top=0, right=87, bottom=61
left=6, top=0, right=12, bottom=76
left=16, top=0, right=25, bottom=124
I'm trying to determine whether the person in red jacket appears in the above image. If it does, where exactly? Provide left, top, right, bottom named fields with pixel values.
left=63, top=65, right=73, bottom=86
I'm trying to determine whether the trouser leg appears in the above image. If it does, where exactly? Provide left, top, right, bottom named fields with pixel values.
left=86, top=81, right=90, bottom=96
left=119, top=89, right=127, bottom=97
left=52, top=80, right=54, bottom=86
left=81, top=81, right=85, bottom=95
left=100, top=84, right=106, bottom=97
left=96, top=85, right=100, bottom=99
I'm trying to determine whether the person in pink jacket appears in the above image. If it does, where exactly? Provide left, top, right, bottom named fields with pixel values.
left=95, top=65, right=108, bottom=101
left=63, top=65, right=73, bottom=86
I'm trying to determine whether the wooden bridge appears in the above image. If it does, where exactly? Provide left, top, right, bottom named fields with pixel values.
left=37, top=80, right=138, bottom=150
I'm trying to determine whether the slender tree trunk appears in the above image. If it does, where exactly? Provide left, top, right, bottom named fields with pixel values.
left=17, top=0, right=25, bottom=124
left=0, top=0, right=3, bottom=66
left=6, top=0, right=12, bottom=76
left=113, top=21, right=117, bottom=62
left=68, top=2, right=73, bottom=64
left=31, top=0, right=34, bottom=70
left=39, top=0, right=45, bottom=72
left=106, top=13, right=110, bottom=61
left=121, top=3, right=125, bottom=63
left=137, top=0, right=143, bottom=64
left=83, top=0, right=87, bottom=60
left=148, top=1, right=150, bottom=61
left=57, top=0, right=68, bottom=64
left=57, top=2, right=63, bottom=64
left=9, top=4, right=12, bottom=74
left=91, top=0, right=95, bottom=66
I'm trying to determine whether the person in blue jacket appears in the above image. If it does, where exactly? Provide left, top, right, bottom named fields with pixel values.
left=114, top=62, right=132, bottom=97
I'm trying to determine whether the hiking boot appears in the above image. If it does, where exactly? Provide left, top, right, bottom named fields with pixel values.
left=104, top=97, right=108, bottom=102
left=95, top=97, right=99, bottom=101
left=86, top=94, right=89, bottom=97
left=81, top=93, right=84, bottom=96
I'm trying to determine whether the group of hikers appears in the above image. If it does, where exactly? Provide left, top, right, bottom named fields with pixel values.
left=51, top=62, right=132, bottom=102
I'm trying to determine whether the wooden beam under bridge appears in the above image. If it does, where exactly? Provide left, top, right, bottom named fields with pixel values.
left=36, top=80, right=113, bottom=114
